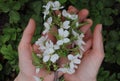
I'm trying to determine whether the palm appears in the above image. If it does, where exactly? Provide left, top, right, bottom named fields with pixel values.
left=17, top=19, right=55, bottom=81
left=64, top=24, right=104, bottom=81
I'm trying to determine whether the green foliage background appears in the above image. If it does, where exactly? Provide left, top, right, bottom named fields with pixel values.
left=0, top=0, right=120, bottom=81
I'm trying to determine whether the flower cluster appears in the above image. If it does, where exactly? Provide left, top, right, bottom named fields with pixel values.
left=32, top=1, right=87, bottom=81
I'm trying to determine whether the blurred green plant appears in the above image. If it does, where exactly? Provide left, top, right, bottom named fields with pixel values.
left=0, top=0, right=120, bottom=81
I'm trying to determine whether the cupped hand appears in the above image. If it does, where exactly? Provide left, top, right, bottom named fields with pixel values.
left=62, top=6, right=104, bottom=81
left=14, top=19, right=61, bottom=81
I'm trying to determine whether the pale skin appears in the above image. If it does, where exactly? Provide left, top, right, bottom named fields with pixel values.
left=14, top=6, right=104, bottom=81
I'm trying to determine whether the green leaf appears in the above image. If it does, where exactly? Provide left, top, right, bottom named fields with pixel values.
left=3, top=28, right=16, bottom=34
left=12, top=2, right=21, bottom=10
left=30, top=1, right=42, bottom=15
left=96, top=1, right=104, bottom=10
left=1, top=34, right=10, bottom=43
left=0, top=2, right=10, bottom=13
left=59, top=0, right=67, bottom=4
left=104, top=16, right=113, bottom=26
left=69, top=0, right=77, bottom=5
left=11, top=32, right=16, bottom=40
left=9, top=11, right=20, bottom=23
left=32, top=52, right=41, bottom=66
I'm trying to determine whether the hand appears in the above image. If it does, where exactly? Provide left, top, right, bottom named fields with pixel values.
left=14, top=19, right=62, bottom=81
left=62, top=6, right=104, bottom=81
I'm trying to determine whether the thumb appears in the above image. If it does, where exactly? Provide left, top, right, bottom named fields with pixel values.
left=20, top=18, right=36, bottom=44
left=93, top=24, right=104, bottom=53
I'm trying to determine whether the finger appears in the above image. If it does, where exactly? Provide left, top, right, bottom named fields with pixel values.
left=18, top=19, right=36, bottom=74
left=78, top=9, right=89, bottom=22
left=83, top=39, right=92, bottom=52
left=80, top=19, right=93, bottom=34
left=32, top=44, right=41, bottom=54
left=20, top=19, right=36, bottom=44
left=84, top=29, right=92, bottom=42
left=93, top=24, right=104, bottom=53
left=67, top=6, right=79, bottom=14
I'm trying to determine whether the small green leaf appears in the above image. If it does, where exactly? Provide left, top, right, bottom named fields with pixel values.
left=9, top=11, right=20, bottom=23
left=30, top=1, right=42, bottom=15
left=11, top=32, right=16, bottom=40
left=59, top=0, right=67, bottom=4
left=1, top=35, right=10, bottom=43
left=69, top=0, right=77, bottom=5
left=96, top=1, right=104, bottom=10
left=12, top=2, right=21, bottom=10
left=0, top=2, right=10, bottom=13
left=32, top=52, right=41, bottom=66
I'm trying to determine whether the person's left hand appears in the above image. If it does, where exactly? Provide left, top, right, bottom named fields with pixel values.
left=14, top=19, right=62, bottom=81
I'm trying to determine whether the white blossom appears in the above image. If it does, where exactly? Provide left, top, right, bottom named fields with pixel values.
left=76, top=33, right=86, bottom=51
left=43, top=1, right=53, bottom=19
left=35, top=36, right=47, bottom=51
left=43, top=17, right=52, bottom=34
left=33, top=76, right=42, bottom=81
left=43, top=53, right=59, bottom=63
left=56, top=40, right=64, bottom=46
left=58, top=28, right=69, bottom=38
left=36, top=68, right=40, bottom=74
left=76, top=22, right=79, bottom=27
left=52, top=1, right=64, bottom=10
left=72, top=30, right=85, bottom=51
left=61, top=20, right=70, bottom=29
left=43, top=10, right=49, bottom=20
left=54, top=44, right=60, bottom=50
left=43, top=55, right=50, bottom=62
left=42, top=40, right=59, bottom=63
left=56, top=28, right=70, bottom=45
left=62, top=10, right=78, bottom=20
left=68, top=54, right=81, bottom=69
left=58, top=67, right=75, bottom=74
left=50, top=54, right=59, bottom=63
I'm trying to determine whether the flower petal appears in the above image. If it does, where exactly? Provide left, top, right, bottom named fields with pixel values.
left=36, top=68, right=40, bottom=74
left=64, top=30, right=69, bottom=37
left=57, top=40, right=63, bottom=45
left=68, top=54, right=74, bottom=60
left=43, top=55, right=50, bottom=62
left=63, top=38, right=70, bottom=43
left=50, top=54, right=59, bottom=63
left=33, top=76, right=42, bottom=81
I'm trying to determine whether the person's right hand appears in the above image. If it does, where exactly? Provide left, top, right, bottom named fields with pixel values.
left=62, top=6, right=104, bottom=81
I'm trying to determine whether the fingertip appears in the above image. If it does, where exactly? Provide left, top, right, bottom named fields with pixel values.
left=20, top=18, right=36, bottom=44
left=28, top=18, right=36, bottom=28
left=84, top=19, right=93, bottom=26
left=96, top=24, right=102, bottom=32
left=68, top=5, right=79, bottom=14
left=93, top=24, right=103, bottom=52
left=80, top=19, right=93, bottom=34
left=78, top=9, right=89, bottom=22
